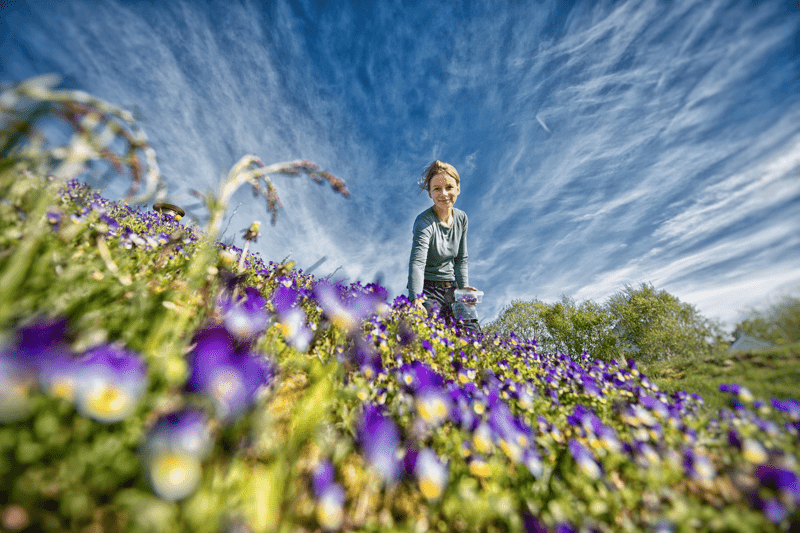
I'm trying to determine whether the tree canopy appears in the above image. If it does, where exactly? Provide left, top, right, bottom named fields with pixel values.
left=486, top=283, right=724, bottom=362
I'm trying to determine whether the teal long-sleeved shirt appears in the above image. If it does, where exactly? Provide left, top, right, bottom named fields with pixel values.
left=407, top=206, right=469, bottom=300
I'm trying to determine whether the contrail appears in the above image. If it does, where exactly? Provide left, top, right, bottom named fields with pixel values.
left=305, top=256, right=328, bottom=275
left=535, top=113, right=551, bottom=133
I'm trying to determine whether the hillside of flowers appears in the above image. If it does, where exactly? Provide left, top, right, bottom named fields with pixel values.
left=1, top=77, right=799, bottom=533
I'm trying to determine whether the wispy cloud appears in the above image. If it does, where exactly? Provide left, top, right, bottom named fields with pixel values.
left=3, top=0, right=798, bottom=329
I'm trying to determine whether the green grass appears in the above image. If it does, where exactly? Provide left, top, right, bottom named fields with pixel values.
left=642, top=342, right=800, bottom=412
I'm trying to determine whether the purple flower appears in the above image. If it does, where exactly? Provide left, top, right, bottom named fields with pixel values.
left=414, top=448, right=448, bottom=500
left=396, top=320, right=416, bottom=346
left=568, top=439, right=601, bottom=480
left=46, top=210, right=62, bottom=230
left=16, top=316, right=69, bottom=357
left=727, top=429, right=742, bottom=449
left=772, top=398, right=800, bottom=421
left=272, top=284, right=299, bottom=316
left=99, top=213, right=119, bottom=233
left=640, top=395, right=669, bottom=419
left=414, top=387, right=451, bottom=426
left=522, top=509, right=548, bottom=533
left=277, top=307, right=314, bottom=353
left=755, top=465, right=800, bottom=503
left=350, top=339, right=383, bottom=379
left=555, top=523, right=577, bottom=533
left=403, top=445, right=419, bottom=478
left=761, top=498, right=788, bottom=524
left=75, top=344, right=148, bottom=423
left=0, top=348, right=37, bottom=422
left=142, top=409, right=212, bottom=501
left=37, top=350, right=80, bottom=401
left=219, top=286, right=269, bottom=342
left=312, top=460, right=336, bottom=498
left=271, top=285, right=313, bottom=352
left=682, top=447, right=715, bottom=482
left=396, top=361, right=444, bottom=392
left=186, top=327, right=274, bottom=420
left=522, top=448, right=543, bottom=478
left=316, top=482, right=346, bottom=531
left=358, top=404, right=401, bottom=484
left=313, top=281, right=385, bottom=332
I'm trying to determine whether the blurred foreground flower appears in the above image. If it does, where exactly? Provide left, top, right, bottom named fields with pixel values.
left=186, top=327, right=274, bottom=420
left=414, top=387, right=451, bottom=427
left=413, top=448, right=448, bottom=500
left=272, top=285, right=313, bottom=352
left=219, top=286, right=270, bottom=342
left=38, top=351, right=80, bottom=401
left=568, top=439, right=601, bottom=480
left=313, top=281, right=385, bottom=333
left=142, top=409, right=213, bottom=501
left=312, top=461, right=346, bottom=531
left=358, top=404, right=401, bottom=484
left=0, top=349, right=37, bottom=422
left=75, top=344, right=148, bottom=423
left=16, top=316, right=69, bottom=357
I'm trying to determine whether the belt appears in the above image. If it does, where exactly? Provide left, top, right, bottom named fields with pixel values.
left=424, top=279, right=455, bottom=288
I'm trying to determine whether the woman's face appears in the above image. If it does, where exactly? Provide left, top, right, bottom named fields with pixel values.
left=428, top=173, right=460, bottom=211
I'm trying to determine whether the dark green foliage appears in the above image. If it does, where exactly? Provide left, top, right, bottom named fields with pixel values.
left=483, top=298, right=550, bottom=345
left=606, top=283, right=724, bottom=362
left=539, top=296, right=619, bottom=362
left=485, top=297, right=619, bottom=361
left=487, top=284, right=726, bottom=363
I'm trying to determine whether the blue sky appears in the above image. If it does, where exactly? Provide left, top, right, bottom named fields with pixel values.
left=2, top=0, right=799, bottom=329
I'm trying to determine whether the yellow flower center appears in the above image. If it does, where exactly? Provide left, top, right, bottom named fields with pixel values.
left=417, top=398, right=447, bottom=423
left=211, top=368, right=242, bottom=401
left=316, top=500, right=344, bottom=531
left=87, top=385, right=129, bottom=419
left=419, top=477, right=443, bottom=500
left=280, top=321, right=297, bottom=338
left=469, top=460, right=491, bottom=478
left=150, top=452, right=202, bottom=501
left=50, top=378, right=75, bottom=400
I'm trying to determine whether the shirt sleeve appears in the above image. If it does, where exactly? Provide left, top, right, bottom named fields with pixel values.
left=454, top=213, right=469, bottom=288
left=408, top=216, right=432, bottom=299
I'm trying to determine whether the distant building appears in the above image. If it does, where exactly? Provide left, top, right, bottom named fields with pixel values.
left=729, top=334, right=772, bottom=352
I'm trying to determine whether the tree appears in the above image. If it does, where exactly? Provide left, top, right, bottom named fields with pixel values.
left=605, top=283, right=721, bottom=362
left=734, top=295, right=800, bottom=345
left=483, top=299, right=552, bottom=349
left=540, top=295, right=619, bottom=362
left=484, top=296, right=620, bottom=362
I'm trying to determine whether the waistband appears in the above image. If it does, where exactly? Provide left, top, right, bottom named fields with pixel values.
left=424, top=279, right=455, bottom=289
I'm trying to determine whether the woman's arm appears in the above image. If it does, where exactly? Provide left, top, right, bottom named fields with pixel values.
left=408, top=218, right=432, bottom=301
left=454, top=213, right=469, bottom=289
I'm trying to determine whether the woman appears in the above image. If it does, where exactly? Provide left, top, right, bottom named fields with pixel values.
left=407, top=160, right=480, bottom=333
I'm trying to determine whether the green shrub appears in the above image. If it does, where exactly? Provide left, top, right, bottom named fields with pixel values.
left=735, top=296, right=800, bottom=346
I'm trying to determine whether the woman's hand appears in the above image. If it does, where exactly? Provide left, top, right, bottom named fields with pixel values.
left=412, top=298, right=428, bottom=316
left=459, top=286, right=479, bottom=306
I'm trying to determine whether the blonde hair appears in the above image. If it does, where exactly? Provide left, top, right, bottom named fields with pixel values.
left=418, top=160, right=460, bottom=193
